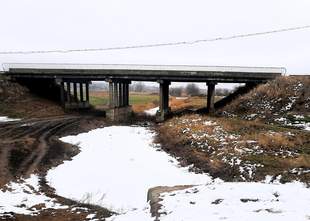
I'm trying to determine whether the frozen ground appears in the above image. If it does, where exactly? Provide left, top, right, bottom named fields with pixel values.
left=144, top=107, right=159, bottom=116
left=0, top=116, right=20, bottom=122
left=159, top=180, right=310, bottom=221
left=275, top=115, right=310, bottom=131
left=46, top=125, right=310, bottom=221
left=0, top=175, right=67, bottom=217
left=47, top=126, right=212, bottom=215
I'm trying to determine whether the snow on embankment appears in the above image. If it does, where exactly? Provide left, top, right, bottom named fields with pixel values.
left=144, top=107, right=159, bottom=116
left=0, top=175, right=67, bottom=217
left=220, top=76, right=310, bottom=130
left=0, top=116, right=20, bottom=122
left=47, top=126, right=211, bottom=215
left=159, top=180, right=310, bottom=221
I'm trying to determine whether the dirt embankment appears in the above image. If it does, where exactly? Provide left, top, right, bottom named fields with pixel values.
left=220, top=76, right=310, bottom=123
left=155, top=77, right=310, bottom=184
left=0, top=77, right=65, bottom=118
left=0, top=78, right=114, bottom=220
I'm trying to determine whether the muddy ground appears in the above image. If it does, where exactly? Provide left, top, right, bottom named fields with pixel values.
left=0, top=115, right=114, bottom=221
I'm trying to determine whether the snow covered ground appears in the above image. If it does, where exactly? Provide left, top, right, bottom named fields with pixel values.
left=159, top=180, right=310, bottom=221
left=47, top=126, right=212, bottom=215
left=46, top=125, right=310, bottom=221
left=0, top=175, right=67, bottom=217
left=275, top=115, right=310, bottom=131
left=144, top=107, right=159, bottom=116
left=0, top=116, right=20, bottom=122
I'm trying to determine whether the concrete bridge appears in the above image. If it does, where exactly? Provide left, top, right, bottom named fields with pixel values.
left=3, top=63, right=285, bottom=121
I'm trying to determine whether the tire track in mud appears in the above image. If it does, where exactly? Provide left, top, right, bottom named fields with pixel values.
left=0, top=116, right=80, bottom=182
left=0, top=115, right=113, bottom=220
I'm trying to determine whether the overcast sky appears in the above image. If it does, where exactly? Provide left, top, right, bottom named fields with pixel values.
left=0, top=0, right=310, bottom=76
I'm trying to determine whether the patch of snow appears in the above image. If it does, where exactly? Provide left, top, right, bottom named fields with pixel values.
left=245, top=114, right=257, bottom=120
left=175, top=97, right=188, bottom=100
left=203, top=120, right=217, bottom=126
left=0, top=116, right=20, bottom=122
left=294, top=115, right=305, bottom=119
left=0, top=175, right=67, bottom=216
left=275, top=117, right=310, bottom=131
left=159, top=181, right=310, bottom=221
left=290, top=168, right=310, bottom=175
left=106, top=208, right=153, bottom=221
left=144, top=107, right=159, bottom=116
left=281, top=97, right=297, bottom=111
left=47, top=126, right=212, bottom=214
left=86, top=213, right=96, bottom=219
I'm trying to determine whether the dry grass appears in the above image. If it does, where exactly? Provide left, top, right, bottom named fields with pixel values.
left=254, top=132, right=301, bottom=149
left=157, top=113, right=310, bottom=182
left=220, top=76, right=310, bottom=119
left=90, top=90, right=209, bottom=113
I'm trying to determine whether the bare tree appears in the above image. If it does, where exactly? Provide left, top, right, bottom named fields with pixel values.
left=132, top=82, right=145, bottom=92
left=215, top=88, right=231, bottom=96
left=185, top=83, right=200, bottom=96
left=170, top=87, right=183, bottom=97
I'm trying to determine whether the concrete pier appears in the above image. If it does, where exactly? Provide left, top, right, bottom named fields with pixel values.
left=106, top=80, right=132, bottom=121
left=58, top=80, right=91, bottom=109
left=156, top=80, right=171, bottom=122
left=207, top=82, right=216, bottom=114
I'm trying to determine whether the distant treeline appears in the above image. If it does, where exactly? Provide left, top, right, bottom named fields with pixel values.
left=90, top=82, right=232, bottom=96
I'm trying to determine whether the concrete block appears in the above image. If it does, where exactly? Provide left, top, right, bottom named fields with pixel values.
left=106, top=106, right=133, bottom=122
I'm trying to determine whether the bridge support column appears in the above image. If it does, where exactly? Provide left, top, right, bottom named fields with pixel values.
left=66, top=82, right=71, bottom=103
left=57, top=80, right=91, bottom=110
left=156, top=80, right=171, bottom=122
left=106, top=80, right=132, bottom=121
left=207, top=82, right=216, bottom=114
left=73, top=83, right=78, bottom=102
left=85, top=82, right=90, bottom=103
left=59, top=81, right=65, bottom=107
left=79, top=83, right=84, bottom=102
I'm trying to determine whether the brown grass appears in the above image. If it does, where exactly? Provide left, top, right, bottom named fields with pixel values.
left=220, top=76, right=310, bottom=118
left=254, top=132, right=300, bottom=149
left=156, top=113, right=310, bottom=182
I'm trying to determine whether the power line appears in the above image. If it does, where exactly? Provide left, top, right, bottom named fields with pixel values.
left=0, top=25, right=310, bottom=55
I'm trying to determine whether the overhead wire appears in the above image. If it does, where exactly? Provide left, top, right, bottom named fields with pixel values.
left=0, top=25, right=309, bottom=55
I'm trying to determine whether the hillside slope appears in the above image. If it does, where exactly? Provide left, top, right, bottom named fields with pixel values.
left=0, top=76, right=64, bottom=118
left=220, top=76, right=310, bottom=130
left=156, top=76, right=310, bottom=183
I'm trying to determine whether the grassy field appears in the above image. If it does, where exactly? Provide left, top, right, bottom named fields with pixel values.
left=89, top=92, right=158, bottom=106
left=89, top=91, right=211, bottom=112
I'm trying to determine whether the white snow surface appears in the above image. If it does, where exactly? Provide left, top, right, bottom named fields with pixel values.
left=159, top=181, right=310, bottom=221
left=0, top=116, right=20, bottom=122
left=175, top=97, right=188, bottom=100
left=144, top=107, right=159, bottom=116
left=46, top=125, right=310, bottom=221
left=47, top=126, right=212, bottom=213
left=0, top=175, right=67, bottom=216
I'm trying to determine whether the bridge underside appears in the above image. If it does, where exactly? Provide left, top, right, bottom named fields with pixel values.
left=4, top=64, right=284, bottom=122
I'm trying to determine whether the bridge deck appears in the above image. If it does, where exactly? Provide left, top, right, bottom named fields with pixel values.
left=4, top=63, right=285, bottom=83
